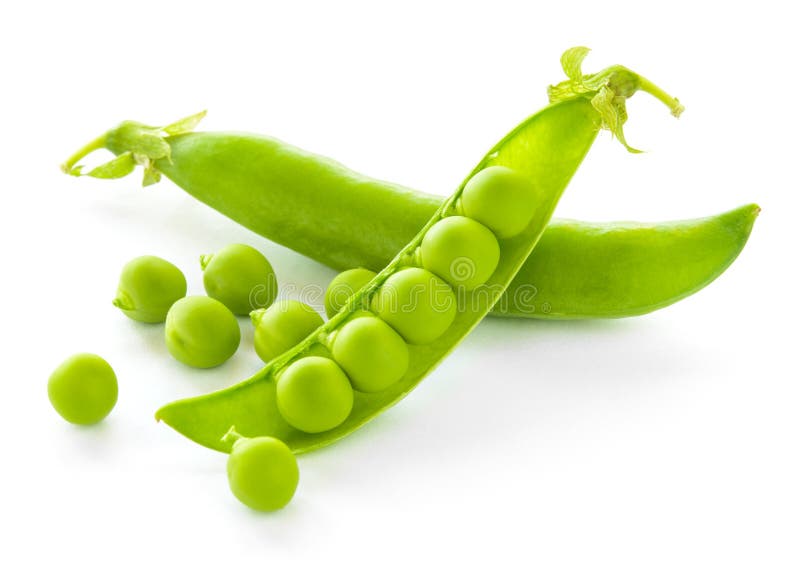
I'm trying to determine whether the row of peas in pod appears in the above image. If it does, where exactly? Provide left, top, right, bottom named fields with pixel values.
left=266, top=166, right=539, bottom=435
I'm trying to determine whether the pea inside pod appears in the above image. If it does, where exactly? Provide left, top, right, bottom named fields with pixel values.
left=324, top=268, right=376, bottom=317
left=419, top=215, right=500, bottom=290
left=152, top=48, right=684, bottom=453
left=330, top=314, right=409, bottom=393
left=370, top=267, right=457, bottom=345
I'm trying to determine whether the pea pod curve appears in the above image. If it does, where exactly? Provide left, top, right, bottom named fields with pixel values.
left=61, top=51, right=753, bottom=321
left=148, top=49, right=683, bottom=453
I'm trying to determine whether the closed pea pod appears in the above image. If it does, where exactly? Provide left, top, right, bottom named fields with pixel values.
left=62, top=49, right=726, bottom=323
left=155, top=49, right=686, bottom=454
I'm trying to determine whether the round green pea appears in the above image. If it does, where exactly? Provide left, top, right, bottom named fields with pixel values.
left=370, top=267, right=457, bottom=345
left=332, top=315, right=409, bottom=392
left=324, top=267, right=377, bottom=318
left=113, top=255, right=187, bottom=323
left=48, top=353, right=118, bottom=425
left=461, top=165, right=539, bottom=238
left=165, top=296, right=241, bottom=368
left=420, top=216, right=500, bottom=290
left=201, top=244, right=277, bottom=315
left=276, top=356, right=354, bottom=433
left=226, top=435, right=299, bottom=512
left=251, top=300, right=324, bottom=363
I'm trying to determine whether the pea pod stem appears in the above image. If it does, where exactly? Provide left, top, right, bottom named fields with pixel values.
left=61, top=133, right=107, bottom=175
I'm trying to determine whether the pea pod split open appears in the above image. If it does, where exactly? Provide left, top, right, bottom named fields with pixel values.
left=148, top=50, right=684, bottom=453
left=62, top=50, right=754, bottom=321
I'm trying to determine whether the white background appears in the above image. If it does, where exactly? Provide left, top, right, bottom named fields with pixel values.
left=1, top=1, right=797, bottom=567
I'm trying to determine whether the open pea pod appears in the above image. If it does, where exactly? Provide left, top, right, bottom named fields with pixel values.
left=155, top=48, right=683, bottom=453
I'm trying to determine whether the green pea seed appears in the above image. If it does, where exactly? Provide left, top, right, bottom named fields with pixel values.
left=165, top=296, right=241, bottom=368
left=225, top=432, right=299, bottom=512
left=420, top=216, right=500, bottom=290
left=324, top=267, right=377, bottom=318
left=371, top=267, right=457, bottom=344
left=113, top=256, right=187, bottom=323
left=48, top=353, right=118, bottom=425
left=276, top=356, right=354, bottom=433
left=200, top=244, right=277, bottom=316
left=332, top=314, right=409, bottom=392
left=251, top=300, right=324, bottom=363
left=461, top=166, right=539, bottom=238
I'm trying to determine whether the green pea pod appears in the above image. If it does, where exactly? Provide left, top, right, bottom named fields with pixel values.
left=60, top=50, right=751, bottom=321
left=148, top=49, right=683, bottom=453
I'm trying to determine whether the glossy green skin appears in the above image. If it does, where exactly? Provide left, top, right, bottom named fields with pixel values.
left=324, top=268, right=376, bottom=317
left=165, top=296, right=241, bottom=368
left=251, top=300, right=324, bottom=363
left=420, top=216, right=500, bottom=290
left=113, top=256, right=187, bottom=323
left=371, top=267, right=458, bottom=344
left=276, top=356, right=354, bottom=433
left=331, top=315, right=409, bottom=393
left=153, top=133, right=756, bottom=320
left=460, top=165, right=539, bottom=238
left=201, top=243, right=277, bottom=316
left=227, top=436, right=299, bottom=512
left=156, top=97, right=602, bottom=453
left=496, top=204, right=760, bottom=318
left=48, top=353, right=118, bottom=425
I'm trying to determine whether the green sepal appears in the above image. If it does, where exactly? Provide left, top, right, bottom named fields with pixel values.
left=163, top=110, right=207, bottom=136
left=548, top=47, right=683, bottom=152
left=61, top=111, right=207, bottom=186
left=142, top=162, right=163, bottom=187
left=86, top=152, right=137, bottom=179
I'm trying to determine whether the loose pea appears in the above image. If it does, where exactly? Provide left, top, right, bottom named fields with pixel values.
left=332, top=315, right=409, bottom=392
left=371, top=267, right=457, bottom=344
left=251, top=300, right=324, bottom=363
left=276, top=356, right=353, bottom=433
left=224, top=429, right=299, bottom=512
left=461, top=166, right=539, bottom=238
left=165, top=296, right=241, bottom=368
left=48, top=353, right=118, bottom=425
left=324, top=267, right=377, bottom=318
left=420, top=216, right=500, bottom=290
left=201, top=244, right=277, bottom=315
left=113, top=255, right=187, bottom=323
